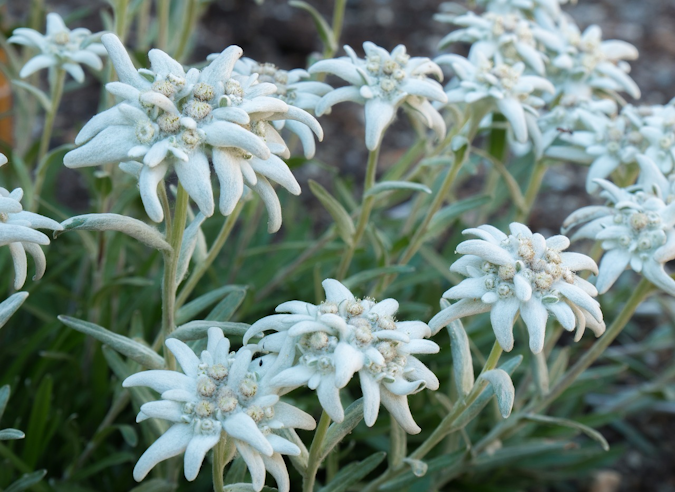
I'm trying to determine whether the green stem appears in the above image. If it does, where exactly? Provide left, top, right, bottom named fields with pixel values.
left=173, top=0, right=199, bottom=61
left=335, top=147, right=380, bottom=280
left=303, top=410, right=332, bottom=492
left=212, top=435, right=227, bottom=492
left=328, top=0, right=348, bottom=57
left=371, top=146, right=468, bottom=298
left=114, top=0, right=130, bottom=41
left=473, top=277, right=654, bottom=455
left=157, top=0, right=170, bottom=52
left=514, top=159, right=547, bottom=223
left=30, top=67, right=65, bottom=212
left=176, top=201, right=244, bottom=309
left=161, top=185, right=189, bottom=369
left=364, top=342, right=503, bottom=492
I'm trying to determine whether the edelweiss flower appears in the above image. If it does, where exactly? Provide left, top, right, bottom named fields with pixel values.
left=309, top=42, right=447, bottom=151
left=233, top=58, right=332, bottom=158
left=9, top=13, right=105, bottom=82
left=429, top=223, right=605, bottom=353
left=0, top=187, right=62, bottom=289
left=450, top=0, right=573, bottom=30
left=65, top=34, right=322, bottom=232
left=563, top=156, right=675, bottom=295
left=436, top=52, right=554, bottom=143
left=123, top=328, right=315, bottom=491
left=548, top=19, right=640, bottom=101
left=538, top=94, right=617, bottom=150
left=244, top=279, right=439, bottom=434
left=435, top=11, right=563, bottom=75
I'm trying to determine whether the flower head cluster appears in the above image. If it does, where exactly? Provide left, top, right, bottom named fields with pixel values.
left=9, top=13, right=105, bottom=82
left=547, top=19, right=640, bottom=101
left=436, top=52, right=554, bottom=143
left=0, top=186, right=62, bottom=289
left=309, top=42, right=447, bottom=151
left=65, top=34, right=322, bottom=232
left=435, top=11, right=561, bottom=76
left=245, top=279, right=440, bottom=434
left=233, top=57, right=332, bottom=158
left=124, top=328, right=315, bottom=491
left=429, top=223, right=605, bottom=353
left=549, top=103, right=675, bottom=192
left=563, top=156, right=675, bottom=295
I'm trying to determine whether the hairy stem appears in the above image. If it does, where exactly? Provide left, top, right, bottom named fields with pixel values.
left=176, top=201, right=244, bottom=309
left=473, top=277, right=654, bottom=455
left=156, top=0, right=170, bottom=52
left=303, top=410, right=332, bottom=492
left=336, top=147, right=380, bottom=280
left=161, top=184, right=189, bottom=369
left=174, top=0, right=199, bottom=61
left=30, top=67, right=65, bottom=212
left=514, top=159, right=547, bottom=223
left=212, top=435, right=227, bottom=492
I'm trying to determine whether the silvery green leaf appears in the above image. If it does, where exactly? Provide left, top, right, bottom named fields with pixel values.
left=425, top=195, right=491, bottom=239
left=58, top=214, right=171, bottom=252
left=343, top=265, right=415, bottom=289
left=380, top=450, right=466, bottom=491
left=472, top=440, right=570, bottom=470
left=278, top=428, right=308, bottom=474
left=447, top=320, right=474, bottom=397
left=451, top=135, right=468, bottom=151
left=118, top=424, right=138, bottom=447
left=364, top=181, right=432, bottom=197
left=289, top=1, right=337, bottom=55
left=0, top=385, right=10, bottom=421
left=309, top=180, right=355, bottom=247
left=176, top=213, right=206, bottom=284
left=0, top=292, right=28, bottom=330
left=206, top=287, right=247, bottom=322
left=223, top=485, right=277, bottom=492
left=0, top=428, right=25, bottom=440
left=11, top=79, right=51, bottom=112
left=402, top=458, right=427, bottom=477
left=480, top=369, right=515, bottom=418
left=523, top=414, right=609, bottom=451
left=176, top=285, right=248, bottom=325
left=319, top=451, right=386, bottom=492
left=532, top=350, right=549, bottom=395
left=420, top=156, right=453, bottom=167
left=453, top=355, right=522, bottom=429
left=5, top=470, right=47, bottom=492
left=319, top=398, right=364, bottom=462
left=129, top=479, right=177, bottom=492
left=170, top=321, right=250, bottom=342
left=59, top=315, right=165, bottom=370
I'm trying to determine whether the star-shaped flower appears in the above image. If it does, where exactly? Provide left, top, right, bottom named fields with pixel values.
left=429, top=223, right=604, bottom=353
left=9, top=12, right=105, bottom=82
left=65, top=34, right=322, bottom=232
left=309, top=42, right=447, bottom=151
left=244, top=279, right=439, bottom=434
left=123, top=328, right=315, bottom=491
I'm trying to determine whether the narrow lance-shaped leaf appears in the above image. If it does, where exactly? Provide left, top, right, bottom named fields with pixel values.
left=309, top=180, right=355, bottom=246
left=176, top=212, right=206, bottom=283
left=0, top=292, right=29, bottom=330
left=319, top=398, right=364, bottom=462
left=522, top=413, right=610, bottom=451
left=289, top=1, right=337, bottom=54
left=5, top=470, right=47, bottom=492
left=319, top=451, right=387, bottom=492
left=59, top=315, right=165, bottom=370
left=206, top=288, right=248, bottom=322
left=176, top=285, right=248, bottom=325
left=57, top=214, right=172, bottom=252
left=364, top=181, right=432, bottom=197
left=11, top=79, right=52, bottom=112
left=380, top=450, right=467, bottom=491
left=447, top=318, right=474, bottom=397
left=479, top=369, right=515, bottom=418
left=0, top=429, right=25, bottom=440
left=425, top=195, right=492, bottom=239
